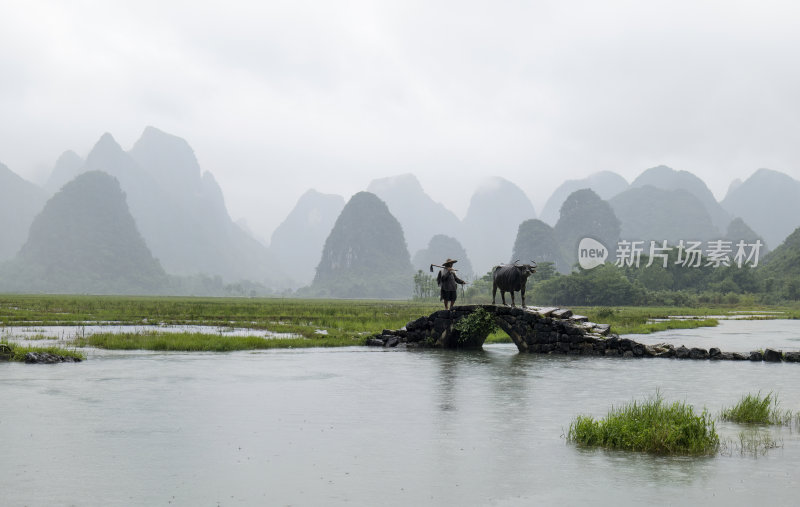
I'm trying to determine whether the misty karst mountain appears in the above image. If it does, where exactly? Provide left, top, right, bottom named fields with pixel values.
left=462, top=177, right=537, bottom=274
left=722, top=168, right=800, bottom=249
left=0, top=171, right=167, bottom=294
left=630, top=165, right=731, bottom=231
left=0, top=162, right=46, bottom=261
left=366, top=173, right=462, bottom=254
left=555, top=189, right=621, bottom=271
left=760, top=225, right=800, bottom=280
left=725, top=217, right=768, bottom=253
left=511, top=219, right=566, bottom=272
left=539, top=171, right=629, bottom=226
left=411, top=234, right=474, bottom=280
left=5, top=121, right=800, bottom=300
left=309, top=191, right=413, bottom=298
left=49, top=127, right=281, bottom=284
left=610, top=186, right=719, bottom=243
left=43, top=150, right=84, bottom=194
left=269, top=189, right=345, bottom=286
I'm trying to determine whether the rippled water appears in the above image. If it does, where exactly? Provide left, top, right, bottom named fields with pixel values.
left=631, top=319, right=800, bottom=352
left=2, top=320, right=800, bottom=506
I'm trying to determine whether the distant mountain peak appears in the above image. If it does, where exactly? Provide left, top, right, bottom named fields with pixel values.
left=10, top=170, right=167, bottom=294
left=91, top=132, right=124, bottom=156
left=55, top=150, right=81, bottom=166
left=366, top=173, right=462, bottom=255
left=721, top=168, right=800, bottom=248
left=749, top=167, right=795, bottom=183
left=539, top=171, right=629, bottom=226
left=269, top=188, right=346, bottom=286
left=310, top=191, right=412, bottom=298
left=367, top=173, right=423, bottom=194
left=633, top=165, right=700, bottom=185
left=474, top=176, right=514, bottom=195
left=45, top=150, right=84, bottom=194
left=136, top=125, right=195, bottom=153
left=463, top=177, right=537, bottom=272
left=129, top=126, right=202, bottom=190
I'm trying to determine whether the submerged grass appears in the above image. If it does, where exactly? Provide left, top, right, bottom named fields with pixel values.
left=77, top=332, right=366, bottom=351
left=567, top=393, right=719, bottom=455
left=719, top=392, right=794, bottom=425
left=720, top=430, right=783, bottom=458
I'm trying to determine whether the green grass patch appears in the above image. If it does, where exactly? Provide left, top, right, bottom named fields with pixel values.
left=76, top=331, right=367, bottom=351
left=567, top=393, right=719, bottom=455
left=484, top=331, right=512, bottom=344
left=719, top=392, right=794, bottom=425
left=619, top=318, right=719, bottom=335
left=574, top=306, right=722, bottom=335
left=0, top=295, right=441, bottom=342
left=1, top=296, right=798, bottom=349
left=1, top=340, right=85, bottom=362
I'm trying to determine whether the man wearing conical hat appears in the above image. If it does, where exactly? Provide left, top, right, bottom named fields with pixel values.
left=436, top=258, right=467, bottom=310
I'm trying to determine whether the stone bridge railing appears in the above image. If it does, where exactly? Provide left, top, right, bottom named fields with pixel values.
left=368, top=304, right=800, bottom=362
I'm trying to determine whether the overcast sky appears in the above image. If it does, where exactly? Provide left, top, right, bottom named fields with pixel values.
left=3, top=0, right=800, bottom=241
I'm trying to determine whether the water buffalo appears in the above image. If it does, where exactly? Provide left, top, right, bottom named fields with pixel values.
left=492, top=261, right=537, bottom=308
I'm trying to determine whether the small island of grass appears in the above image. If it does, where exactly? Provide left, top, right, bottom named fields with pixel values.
left=0, top=341, right=85, bottom=362
left=719, top=392, right=795, bottom=425
left=567, top=393, right=719, bottom=455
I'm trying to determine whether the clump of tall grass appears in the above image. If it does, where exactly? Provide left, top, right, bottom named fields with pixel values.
left=719, top=392, right=793, bottom=425
left=567, top=393, right=719, bottom=455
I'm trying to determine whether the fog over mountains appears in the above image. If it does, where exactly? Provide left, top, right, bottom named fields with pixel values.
left=0, top=161, right=46, bottom=260
left=2, top=127, right=800, bottom=296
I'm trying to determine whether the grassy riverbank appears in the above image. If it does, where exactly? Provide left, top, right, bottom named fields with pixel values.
left=2, top=294, right=798, bottom=351
left=77, top=332, right=364, bottom=351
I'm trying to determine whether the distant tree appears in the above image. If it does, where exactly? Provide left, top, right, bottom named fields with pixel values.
left=530, top=261, right=558, bottom=284
left=413, top=270, right=438, bottom=300
left=530, top=264, right=642, bottom=306
left=464, top=270, right=494, bottom=303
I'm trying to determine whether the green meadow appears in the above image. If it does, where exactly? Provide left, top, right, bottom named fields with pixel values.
left=1, top=294, right=798, bottom=351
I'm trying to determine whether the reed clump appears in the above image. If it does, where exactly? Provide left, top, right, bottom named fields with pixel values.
left=719, top=392, right=793, bottom=425
left=567, top=393, right=719, bottom=455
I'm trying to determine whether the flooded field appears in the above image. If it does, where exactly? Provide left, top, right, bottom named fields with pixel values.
left=2, top=319, right=800, bottom=506
left=1, top=323, right=299, bottom=342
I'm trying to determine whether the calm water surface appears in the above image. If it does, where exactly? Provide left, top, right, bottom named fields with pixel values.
left=2, top=320, right=800, bottom=506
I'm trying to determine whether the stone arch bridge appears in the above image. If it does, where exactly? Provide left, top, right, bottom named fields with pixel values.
left=368, top=304, right=800, bottom=362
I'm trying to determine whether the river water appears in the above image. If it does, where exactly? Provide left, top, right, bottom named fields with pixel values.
left=2, top=320, right=800, bottom=506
